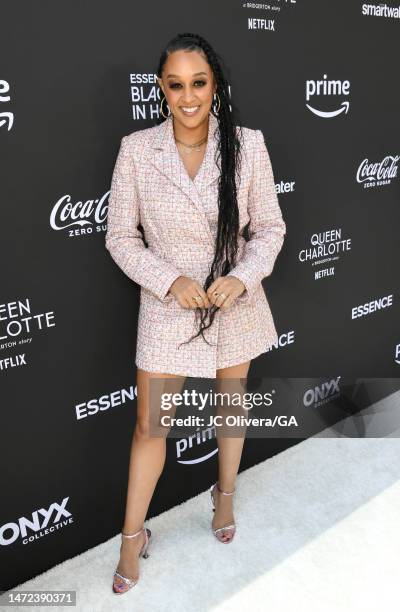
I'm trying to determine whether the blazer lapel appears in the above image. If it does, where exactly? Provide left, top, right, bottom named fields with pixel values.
left=149, top=112, right=220, bottom=242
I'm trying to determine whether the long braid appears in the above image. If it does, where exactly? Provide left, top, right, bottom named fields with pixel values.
left=156, top=32, right=244, bottom=348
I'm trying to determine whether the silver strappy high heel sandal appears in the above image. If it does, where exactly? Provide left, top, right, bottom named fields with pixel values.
left=210, top=482, right=236, bottom=543
left=112, top=527, right=151, bottom=594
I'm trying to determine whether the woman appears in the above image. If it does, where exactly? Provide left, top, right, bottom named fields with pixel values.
left=105, top=32, right=286, bottom=594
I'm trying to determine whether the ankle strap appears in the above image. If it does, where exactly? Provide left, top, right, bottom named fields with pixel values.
left=121, top=527, right=144, bottom=539
left=216, top=482, right=235, bottom=495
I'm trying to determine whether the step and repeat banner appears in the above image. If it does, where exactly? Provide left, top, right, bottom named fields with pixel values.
left=1, top=0, right=399, bottom=591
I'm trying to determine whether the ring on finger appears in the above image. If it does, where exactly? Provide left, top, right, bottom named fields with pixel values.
left=213, top=291, right=226, bottom=298
left=214, top=292, right=227, bottom=300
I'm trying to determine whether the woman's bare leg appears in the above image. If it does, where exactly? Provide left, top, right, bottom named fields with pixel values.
left=115, top=367, right=186, bottom=584
left=212, top=360, right=251, bottom=541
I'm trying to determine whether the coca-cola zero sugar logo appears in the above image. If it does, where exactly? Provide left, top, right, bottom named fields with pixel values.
left=356, top=155, right=399, bottom=188
left=50, top=191, right=109, bottom=236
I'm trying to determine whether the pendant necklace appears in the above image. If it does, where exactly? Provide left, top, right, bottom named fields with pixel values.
left=175, top=136, right=207, bottom=154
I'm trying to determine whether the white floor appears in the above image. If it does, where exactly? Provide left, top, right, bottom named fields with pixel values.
left=9, top=392, right=400, bottom=612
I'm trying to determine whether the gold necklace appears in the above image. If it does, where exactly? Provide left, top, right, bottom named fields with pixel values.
left=174, top=136, right=207, bottom=154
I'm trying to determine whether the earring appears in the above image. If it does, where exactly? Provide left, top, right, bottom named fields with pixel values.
left=160, top=96, right=170, bottom=119
left=213, top=92, right=221, bottom=114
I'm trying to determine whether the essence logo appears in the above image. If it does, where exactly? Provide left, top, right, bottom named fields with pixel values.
left=303, top=377, right=341, bottom=409
left=130, top=73, right=163, bottom=121
left=176, top=426, right=218, bottom=465
left=356, top=155, right=399, bottom=188
left=351, top=294, right=393, bottom=319
left=306, top=74, right=350, bottom=118
left=75, top=386, right=136, bottom=420
left=0, top=79, right=14, bottom=131
left=129, top=74, right=230, bottom=121
left=50, top=191, right=109, bottom=236
left=0, top=498, right=73, bottom=546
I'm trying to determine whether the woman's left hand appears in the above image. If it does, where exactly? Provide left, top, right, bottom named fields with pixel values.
left=206, top=275, right=246, bottom=310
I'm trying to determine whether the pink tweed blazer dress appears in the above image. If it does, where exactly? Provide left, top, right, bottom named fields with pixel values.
left=105, top=111, right=286, bottom=378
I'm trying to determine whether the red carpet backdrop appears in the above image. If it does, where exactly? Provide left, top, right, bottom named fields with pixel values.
left=1, top=0, right=399, bottom=590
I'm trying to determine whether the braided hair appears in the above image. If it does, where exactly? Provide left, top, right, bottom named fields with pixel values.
left=155, top=32, right=245, bottom=348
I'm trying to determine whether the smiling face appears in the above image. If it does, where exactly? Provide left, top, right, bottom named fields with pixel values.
left=157, top=49, right=217, bottom=129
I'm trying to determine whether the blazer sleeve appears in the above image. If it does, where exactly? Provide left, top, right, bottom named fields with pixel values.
left=229, top=129, right=286, bottom=303
left=105, top=136, right=182, bottom=302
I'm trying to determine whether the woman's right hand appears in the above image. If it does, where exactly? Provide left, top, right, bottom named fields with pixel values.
left=169, top=276, right=211, bottom=309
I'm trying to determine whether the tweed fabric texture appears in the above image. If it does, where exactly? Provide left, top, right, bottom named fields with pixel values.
left=105, top=112, right=286, bottom=378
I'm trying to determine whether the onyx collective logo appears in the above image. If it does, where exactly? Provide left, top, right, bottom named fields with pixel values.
left=303, top=377, right=341, bottom=409
left=0, top=498, right=73, bottom=546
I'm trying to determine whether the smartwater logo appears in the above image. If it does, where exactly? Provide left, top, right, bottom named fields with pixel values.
left=356, top=155, right=399, bottom=188
left=362, top=3, right=400, bottom=19
left=276, top=179, right=296, bottom=195
left=306, top=75, right=350, bottom=118
left=303, top=377, right=341, bottom=409
left=0, top=498, right=73, bottom=546
left=50, top=191, right=109, bottom=237
left=176, top=426, right=218, bottom=464
left=0, top=79, right=14, bottom=131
